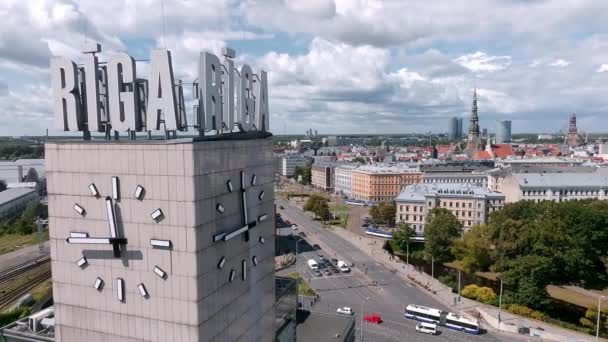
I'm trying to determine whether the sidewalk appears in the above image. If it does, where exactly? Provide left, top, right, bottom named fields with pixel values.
left=329, top=226, right=604, bottom=342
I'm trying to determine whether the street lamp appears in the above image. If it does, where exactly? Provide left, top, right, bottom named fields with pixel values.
left=360, top=296, right=370, bottom=342
left=597, top=295, right=606, bottom=342
left=497, top=278, right=504, bottom=332
left=296, top=239, right=304, bottom=307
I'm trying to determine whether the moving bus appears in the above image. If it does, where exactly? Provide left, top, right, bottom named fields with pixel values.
left=404, top=304, right=480, bottom=335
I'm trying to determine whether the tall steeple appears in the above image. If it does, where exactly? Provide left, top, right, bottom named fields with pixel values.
left=467, top=86, right=481, bottom=151
left=567, top=112, right=578, bottom=147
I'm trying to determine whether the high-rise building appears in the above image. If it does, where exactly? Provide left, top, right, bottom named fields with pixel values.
left=457, top=118, right=464, bottom=139
left=496, top=120, right=512, bottom=143
left=567, top=113, right=579, bottom=147
left=447, top=117, right=459, bottom=140
left=466, top=88, right=482, bottom=152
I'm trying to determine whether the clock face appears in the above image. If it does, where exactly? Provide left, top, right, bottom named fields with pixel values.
left=67, top=177, right=170, bottom=302
left=213, top=171, right=268, bottom=282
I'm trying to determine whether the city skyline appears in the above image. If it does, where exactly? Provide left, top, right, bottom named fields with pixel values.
left=1, top=1, right=608, bottom=136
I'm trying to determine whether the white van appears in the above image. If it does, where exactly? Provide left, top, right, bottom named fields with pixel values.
left=416, top=322, right=437, bottom=335
left=337, top=260, right=350, bottom=272
left=307, top=259, right=319, bottom=270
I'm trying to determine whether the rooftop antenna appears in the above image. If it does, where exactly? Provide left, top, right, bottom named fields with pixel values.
left=161, top=0, right=167, bottom=49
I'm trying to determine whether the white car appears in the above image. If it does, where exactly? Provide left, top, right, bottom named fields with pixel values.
left=336, top=307, right=353, bottom=315
left=291, top=224, right=298, bottom=230
left=416, top=322, right=437, bottom=335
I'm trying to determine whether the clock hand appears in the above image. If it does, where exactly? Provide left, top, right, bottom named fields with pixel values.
left=240, top=171, right=248, bottom=224
left=105, top=196, right=122, bottom=258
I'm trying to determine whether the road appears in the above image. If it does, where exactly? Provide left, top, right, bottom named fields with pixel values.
left=276, top=197, right=512, bottom=342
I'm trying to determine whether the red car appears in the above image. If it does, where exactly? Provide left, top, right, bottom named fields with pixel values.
left=363, top=314, right=382, bottom=324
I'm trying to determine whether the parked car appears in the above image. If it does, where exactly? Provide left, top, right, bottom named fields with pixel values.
left=313, top=270, right=323, bottom=277
left=336, top=307, right=353, bottom=315
left=363, top=314, right=382, bottom=324
left=331, top=258, right=338, bottom=264
left=291, top=224, right=298, bottom=230
left=279, top=205, right=284, bottom=209
left=312, top=244, right=321, bottom=250
left=323, top=269, right=332, bottom=276
left=331, top=267, right=340, bottom=273
left=361, top=223, right=369, bottom=228
left=298, top=232, right=307, bottom=237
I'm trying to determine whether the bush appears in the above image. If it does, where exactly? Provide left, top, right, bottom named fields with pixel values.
left=0, top=307, right=30, bottom=327
left=460, top=284, right=496, bottom=304
left=504, top=304, right=544, bottom=320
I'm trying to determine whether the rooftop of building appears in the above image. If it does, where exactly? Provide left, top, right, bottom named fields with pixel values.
left=296, top=310, right=354, bottom=342
left=0, top=187, right=37, bottom=206
left=397, top=183, right=505, bottom=202
left=498, top=157, right=584, bottom=165
left=354, top=164, right=421, bottom=174
left=422, top=172, right=487, bottom=178
left=512, top=168, right=608, bottom=188
left=420, top=161, right=495, bottom=173
left=0, top=159, right=45, bottom=183
left=487, top=165, right=598, bottom=177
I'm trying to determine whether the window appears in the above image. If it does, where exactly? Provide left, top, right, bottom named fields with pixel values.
left=468, top=203, right=472, bottom=208
left=414, top=206, right=417, bottom=212
left=449, top=202, right=453, bottom=207
left=456, top=202, right=460, bottom=208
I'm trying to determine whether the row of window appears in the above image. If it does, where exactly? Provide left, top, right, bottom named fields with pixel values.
left=523, top=189, right=605, bottom=196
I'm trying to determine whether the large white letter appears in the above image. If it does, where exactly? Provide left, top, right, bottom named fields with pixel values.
left=146, top=49, right=178, bottom=131
left=237, top=64, right=254, bottom=131
left=82, top=54, right=101, bottom=132
left=198, top=52, right=222, bottom=131
left=222, top=56, right=235, bottom=131
left=254, top=70, right=269, bottom=131
left=107, top=53, right=140, bottom=132
left=51, top=57, right=83, bottom=131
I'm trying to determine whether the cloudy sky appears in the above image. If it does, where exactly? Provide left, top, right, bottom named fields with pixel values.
left=1, top=0, right=608, bottom=136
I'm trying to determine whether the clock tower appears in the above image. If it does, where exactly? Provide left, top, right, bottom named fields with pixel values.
left=46, top=133, right=276, bottom=341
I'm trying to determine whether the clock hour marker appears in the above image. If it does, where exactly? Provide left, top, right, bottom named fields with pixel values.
left=112, top=177, right=120, bottom=200
left=94, top=277, right=104, bottom=291
left=116, top=278, right=125, bottom=302
left=227, top=180, right=234, bottom=192
left=216, top=204, right=225, bottom=213
left=151, top=209, right=163, bottom=220
left=242, top=260, right=247, bottom=281
left=259, top=236, right=265, bottom=244
left=213, top=232, right=226, bottom=242
left=70, top=232, right=89, bottom=238
left=150, top=239, right=172, bottom=248
left=258, top=214, right=268, bottom=222
left=258, top=191, right=265, bottom=200
left=134, top=185, right=144, bottom=200
left=138, top=283, right=148, bottom=298
left=252, top=256, right=258, bottom=266
left=218, top=257, right=226, bottom=269
left=229, top=269, right=236, bottom=282
left=77, top=256, right=87, bottom=267
left=73, top=203, right=85, bottom=215
left=89, top=183, right=99, bottom=197
left=153, top=266, right=167, bottom=279
left=251, top=174, right=257, bottom=186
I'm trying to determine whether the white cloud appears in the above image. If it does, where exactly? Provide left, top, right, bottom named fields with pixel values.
left=596, top=64, right=608, bottom=73
left=548, top=59, right=571, bottom=67
left=454, top=51, right=512, bottom=72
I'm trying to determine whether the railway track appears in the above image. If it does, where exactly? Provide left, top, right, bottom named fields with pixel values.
left=0, top=254, right=52, bottom=311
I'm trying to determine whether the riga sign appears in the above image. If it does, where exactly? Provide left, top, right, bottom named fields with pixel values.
left=51, top=44, right=269, bottom=135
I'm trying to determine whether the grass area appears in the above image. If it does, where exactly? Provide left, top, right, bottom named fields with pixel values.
left=330, top=204, right=351, bottom=212
left=443, top=261, right=500, bottom=281
left=0, top=232, right=48, bottom=255
left=285, top=272, right=317, bottom=296
left=30, top=280, right=52, bottom=302
left=547, top=286, right=608, bottom=312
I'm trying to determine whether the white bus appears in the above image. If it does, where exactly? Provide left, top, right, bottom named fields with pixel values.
left=404, top=305, right=441, bottom=324
left=445, top=312, right=479, bottom=334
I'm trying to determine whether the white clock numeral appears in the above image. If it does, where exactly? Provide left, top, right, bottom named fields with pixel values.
left=112, top=177, right=120, bottom=200
left=258, top=214, right=268, bottom=222
left=134, top=185, right=144, bottom=200
left=73, top=203, right=85, bottom=215
left=252, top=256, right=258, bottom=266
left=150, top=239, right=172, bottom=248
left=138, top=283, right=148, bottom=297
left=242, top=260, right=247, bottom=281
left=259, top=236, right=265, bottom=244
left=218, top=257, right=226, bottom=269
left=229, top=269, right=236, bottom=282
left=77, top=256, right=87, bottom=267
left=70, top=232, right=89, bottom=238
left=216, top=204, right=225, bottom=213
left=89, top=183, right=99, bottom=197
left=251, top=174, right=257, bottom=186
left=227, top=180, right=234, bottom=192
left=94, top=277, right=104, bottom=290
left=151, top=209, right=163, bottom=220
left=258, top=191, right=265, bottom=200
left=213, top=232, right=226, bottom=242
left=116, top=278, right=125, bottom=302
left=153, top=266, right=166, bottom=279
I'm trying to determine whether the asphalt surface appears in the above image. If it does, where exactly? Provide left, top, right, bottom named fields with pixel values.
left=0, top=241, right=49, bottom=271
left=276, top=197, right=512, bottom=342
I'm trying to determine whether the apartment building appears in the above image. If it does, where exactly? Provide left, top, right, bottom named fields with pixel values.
left=311, top=162, right=335, bottom=191
left=396, top=184, right=505, bottom=235
left=281, top=154, right=307, bottom=177
left=501, top=168, right=608, bottom=203
left=334, top=164, right=359, bottom=198
left=350, top=165, right=422, bottom=203
left=487, top=165, right=597, bottom=192
left=422, top=172, right=487, bottom=187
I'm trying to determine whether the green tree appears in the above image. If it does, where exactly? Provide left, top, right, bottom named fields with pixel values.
left=369, top=202, right=396, bottom=226
left=451, top=224, right=493, bottom=272
left=313, top=200, right=331, bottom=221
left=501, top=255, right=555, bottom=309
left=424, top=208, right=462, bottom=262
left=304, top=194, right=328, bottom=212
left=392, top=222, right=414, bottom=254
left=294, top=165, right=311, bottom=184
left=353, top=156, right=366, bottom=164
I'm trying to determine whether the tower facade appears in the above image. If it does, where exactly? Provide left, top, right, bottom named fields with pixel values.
left=567, top=113, right=578, bottom=147
left=466, top=88, right=482, bottom=151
